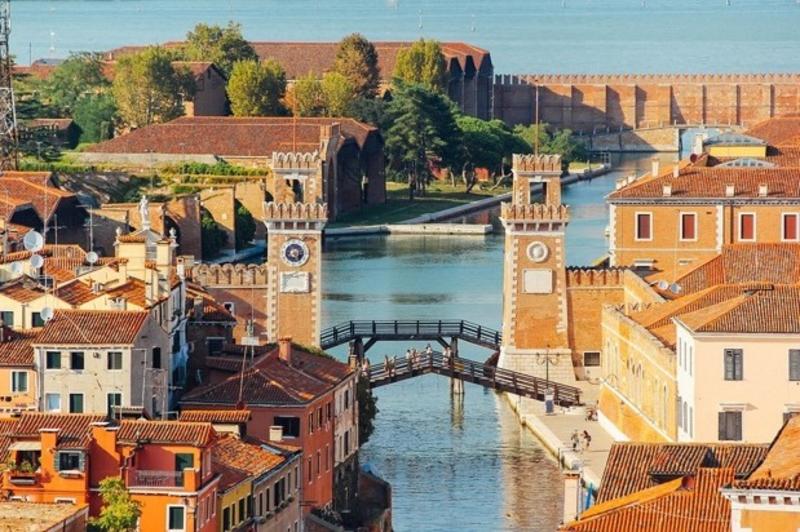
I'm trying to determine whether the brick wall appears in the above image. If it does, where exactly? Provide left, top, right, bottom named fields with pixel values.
left=493, top=74, right=800, bottom=131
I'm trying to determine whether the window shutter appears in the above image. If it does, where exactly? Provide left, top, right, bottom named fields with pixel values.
left=735, top=350, right=743, bottom=380
left=733, top=412, right=742, bottom=440
left=741, top=214, right=755, bottom=240
left=791, top=350, right=800, bottom=381
left=785, top=215, right=798, bottom=241
left=718, top=412, right=726, bottom=440
left=724, top=350, right=733, bottom=380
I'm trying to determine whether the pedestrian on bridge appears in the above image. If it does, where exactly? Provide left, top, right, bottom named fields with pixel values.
left=406, top=349, right=413, bottom=371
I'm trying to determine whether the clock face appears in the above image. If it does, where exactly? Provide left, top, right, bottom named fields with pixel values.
left=527, top=241, right=549, bottom=263
left=281, top=239, right=309, bottom=267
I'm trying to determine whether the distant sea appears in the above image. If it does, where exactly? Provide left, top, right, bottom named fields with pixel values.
left=12, top=0, right=800, bottom=73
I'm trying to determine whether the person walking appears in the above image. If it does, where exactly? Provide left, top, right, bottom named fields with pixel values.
left=570, top=429, right=580, bottom=452
left=582, top=430, right=592, bottom=449
left=406, top=348, right=413, bottom=372
left=384, top=355, right=390, bottom=377
left=391, top=355, right=398, bottom=377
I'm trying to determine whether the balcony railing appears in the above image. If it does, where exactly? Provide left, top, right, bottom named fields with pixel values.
left=127, top=469, right=185, bottom=488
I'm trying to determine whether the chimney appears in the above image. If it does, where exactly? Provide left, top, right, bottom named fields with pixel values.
left=278, top=336, right=292, bottom=365
left=758, top=183, right=768, bottom=197
left=651, top=158, right=661, bottom=178
left=672, top=165, right=680, bottom=178
left=725, top=184, right=735, bottom=197
left=193, top=296, right=204, bottom=320
left=0, top=321, right=5, bottom=343
left=662, top=184, right=672, bottom=197
left=615, top=178, right=626, bottom=190
left=693, top=135, right=705, bottom=156
left=269, top=425, right=283, bottom=443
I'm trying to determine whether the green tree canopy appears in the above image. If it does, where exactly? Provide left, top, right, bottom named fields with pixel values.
left=393, top=39, right=447, bottom=92
left=333, top=33, right=380, bottom=99
left=73, top=93, right=117, bottom=143
left=201, top=208, right=228, bottom=259
left=290, top=72, right=324, bottom=117
left=357, top=377, right=378, bottom=445
left=514, top=123, right=587, bottom=172
left=90, top=477, right=141, bottom=532
left=321, top=72, right=356, bottom=117
left=385, top=82, right=461, bottom=197
left=112, top=47, right=194, bottom=129
left=182, top=22, right=257, bottom=77
left=45, top=52, right=109, bottom=113
left=227, top=59, right=287, bottom=116
left=234, top=200, right=256, bottom=250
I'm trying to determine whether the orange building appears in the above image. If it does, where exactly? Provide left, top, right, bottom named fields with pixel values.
left=180, top=337, right=356, bottom=513
left=0, top=326, right=41, bottom=413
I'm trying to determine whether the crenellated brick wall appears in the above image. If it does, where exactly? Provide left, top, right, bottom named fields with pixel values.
left=493, top=73, right=800, bottom=132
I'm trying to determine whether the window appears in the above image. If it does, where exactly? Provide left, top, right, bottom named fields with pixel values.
left=152, top=347, right=162, bottom=369
left=70, top=352, right=85, bottom=370
left=31, top=312, right=45, bottom=327
left=344, top=389, right=350, bottom=410
left=738, top=213, right=756, bottom=241
left=724, top=349, right=744, bottom=381
left=307, top=457, right=312, bottom=483
left=294, top=465, right=298, bottom=490
left=172, top=333, right=181, bottom=354
left=316, top=451, right=321, bottom=476
left=45, top=393, right=61, bottom=412
left=791, top=350, right=800, bottom=381
left=266, top=487, right=271, bottom=511
left=344, top=430, right=351, bottom=455
left=635, top=212, right=652, bottom=241
left=583, top=352, right=601, bottom=367
left=167, top=505, right=186, bottom=532
left=175, top=453, right=194, bottom=473
left=326, top=401, right=332, bottom=421
left=0, top=310, right=13, bottom=327
left=680, top=212, right=697, bottom=241
left=246, top=495, right=253, bottom=519
left=207, top=338, right=224, bottom=356
left=107, top=393, right=122, bottom=416
left=11, top=371, right=27, bottom=393
left=107, top=351, right=123, bottom=370
left=326, top=445, right=330, bottom=471
left=223, top=508, right=231, bottom=531
left=57, top=451, right=82, bottom=471
left=308, top=413, right=314, bottom=434
left=689, top=406, right=693, bottom=438
left=238, top=498, right=245, bottom=523
left=719, top=411, right=743, bottom=441
left=46, top=351, right=61, bottom=370
left=317, top=407, right=322, bottom=427
left=677, top=395, right=683, bottom=429
left=274, top=416, right=300, bottom=438
left=69, top=393, right=84, bottom=414
left=783, top=213, right=799, bottom=241
left=223, top=302, right=235, bottom=314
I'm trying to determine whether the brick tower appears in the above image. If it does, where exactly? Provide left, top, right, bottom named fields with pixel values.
left=499, top=154, right=576, bottom=385
left=264, top=152, right=328, bottom=346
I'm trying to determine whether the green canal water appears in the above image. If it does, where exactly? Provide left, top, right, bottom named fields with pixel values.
left=322, top=154, right=672, bottom=531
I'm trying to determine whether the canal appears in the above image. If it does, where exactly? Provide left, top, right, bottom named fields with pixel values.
left=322, top=153, right=674, bottom=531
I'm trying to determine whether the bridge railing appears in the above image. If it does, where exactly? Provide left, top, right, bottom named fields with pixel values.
left=366, top=352, right=581, bottom=406
left=320, top=320, right=502, bottom=348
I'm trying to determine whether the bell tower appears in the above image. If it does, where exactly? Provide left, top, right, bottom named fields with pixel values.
left=264, top=152, right=328, bottom=347
left=499, top=154, right=575, bottom=384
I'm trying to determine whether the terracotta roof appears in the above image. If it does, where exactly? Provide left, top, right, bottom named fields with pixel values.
left=0, top=277, right=47, bottom=303
left=182, top=344, right=351, bottom=407
left=54, top=280, right=102, bottom=306
left=33, top=310, right=149, bottom=345
left=85, top=116, right=380, bottom=157
left=186, top=286, right=236, bottom=323
left=732, top=414, right=800, bottom=491
left=104, top=278, right=149, bottom=308
left=10, top=413, right=104, bottom=450
left=746, top=114, right=800, bottom=147
left=116, top=420, right=215, bottom=447
left=598, top=442, right=768, bottom=503
left=23, top=118, right=75, bottom=131
left=0, top=173, right=78, bottom=223
left=0, top=244, right=88, bottom=265
left=0, top=328, right=40, bottom=367
left=179, top=410, right=251, bottom=424
left=608, top=166, right=800, bottom=200
left=564, top=468, right=734, bottom=532
left=212, top=434, right=285, bottom=478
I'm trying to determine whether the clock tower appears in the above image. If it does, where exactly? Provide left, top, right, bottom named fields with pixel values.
left=264, top=152, right=328, bottom=347
left=499, top=154, right=576, bottom=384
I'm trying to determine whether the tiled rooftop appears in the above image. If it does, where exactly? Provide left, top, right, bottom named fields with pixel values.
left=0, top=502, right=88, bottom=531
left=746, top=114, right=800, bottom=147
left=0, top=327, right=40, bottom=367
left=179, top=410, right=252, bottom=424
left=116, top=420, right=215, bottom=447
left=10, top=413, right=105, bottom=450
left=33, top=310, right=149, bottom=345
left=212, top=434, right=285, bottom=478
left=733, top=415, right=800, bottom=491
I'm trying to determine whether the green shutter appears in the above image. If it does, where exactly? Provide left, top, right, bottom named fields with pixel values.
left=718, top=412, right=726, bottom=440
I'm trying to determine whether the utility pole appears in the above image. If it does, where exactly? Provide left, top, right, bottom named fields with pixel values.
left=0, top=1, right=17, bottom=170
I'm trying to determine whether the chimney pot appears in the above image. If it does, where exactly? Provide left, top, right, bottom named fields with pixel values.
left=758, top=183, right=768, bottom=197
left=672, top=165, right=680, bottom=178
left=278, top=336, right=292, bottom=365
left=693, top=135, right=705, bottom=156
left=662, top=184, right=672, bottom=197
left=725, top=184, right=735, bottom=197
left=269, top=425, right=284, bottom=442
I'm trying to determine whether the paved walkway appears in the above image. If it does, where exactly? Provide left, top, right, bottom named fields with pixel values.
left=508, top=382, right=613, bottom=488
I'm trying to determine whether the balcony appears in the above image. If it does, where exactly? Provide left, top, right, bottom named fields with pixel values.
left=125, top=468, right=199, bottom=491
left=7, top=470, right=39, bottom=486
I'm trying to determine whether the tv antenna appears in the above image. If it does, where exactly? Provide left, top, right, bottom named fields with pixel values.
left=0, top=1, right=18, bottom=170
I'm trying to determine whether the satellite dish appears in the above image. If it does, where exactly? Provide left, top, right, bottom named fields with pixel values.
left=22, top=230, right=44, bottom=252
left=40, top=307, right=54, bottom=322
left=657, top=280, right=669, bottom=290
left=10, top=261, right=22, bottom=275
left=86, top=251, right=98, bottom=264
left=30, top=254, right=44, bottom=269
left=669, top=283, right=683, bottom=294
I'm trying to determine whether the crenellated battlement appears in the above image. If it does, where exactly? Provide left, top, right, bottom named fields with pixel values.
left=513, top=153, right=562, bottom=175
left=565, top=267, right=625, bottom=288
left=263, top=201, right=328, bottom=222
left=270, top=151, right=321, bottom=171
left=190, top=263, right=268, bottom=286
left=494, top=73, right=800, bottom=85
left=501, top=202, right=569, bottom=222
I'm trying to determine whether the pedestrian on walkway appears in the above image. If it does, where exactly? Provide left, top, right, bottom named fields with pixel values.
left=570, top=429, right=580, bottom=452
left=582, top=430, right=592, bottom=449
left=391, top=355, right=397, bottom=377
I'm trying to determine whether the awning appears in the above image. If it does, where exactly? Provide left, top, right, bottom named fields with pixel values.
left=9, top=441, right=41, bottom=451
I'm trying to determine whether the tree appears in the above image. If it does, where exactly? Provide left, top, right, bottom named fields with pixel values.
left=234, top=200, right=256, bottom=250
left=333, top=33, right=380, bottom=99
left=289, top=72, right=324, bottom=117
left=182, top=22, right=257, bottom=77
left=90, top=477, right=140, bottom=532
left=349, top=96, right=390, bottom=130
left=45, top=52, right=108, bottom=113
left=357, top=377, right=378, bottom=446
left=321, top=72, right=356, bottom=117
left=72, top=93, right=116, bottom=143
left=201, top=209, right=228, bottom=259
left=393, top=39, right=447, bottom=92
left=227, top=59, right=287, bottom=117
left=385, top=83, right=461, bottom=198
left=456, top=115, right=504, bottom=190
left=514, top=123, right=587, bottom=173
left=112, top=47, right=194, bottom=129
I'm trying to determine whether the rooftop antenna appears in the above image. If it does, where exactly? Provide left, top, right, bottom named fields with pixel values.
left=0, top=0, right=18, bottom=170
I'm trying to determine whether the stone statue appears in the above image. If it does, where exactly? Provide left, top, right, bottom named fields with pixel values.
left=139, top=195, right=150, bottom=230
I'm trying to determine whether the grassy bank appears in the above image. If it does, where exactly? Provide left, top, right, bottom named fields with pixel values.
left=330, top=181, right=510, bottom=227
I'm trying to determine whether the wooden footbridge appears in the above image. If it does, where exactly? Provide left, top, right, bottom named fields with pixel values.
left=364, top=351, right=581, bottom=406
left=320, top=320, right=503, bottom=352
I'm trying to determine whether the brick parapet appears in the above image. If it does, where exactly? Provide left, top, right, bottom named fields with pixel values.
left=495, top=73, right=800, bottom=85
left=270, top=151, right=321, bottom=171
left=263, top=202, right=328, bottom=223
left=512, top=153, right=562, bottom=174
left=190, top=263, right=268, bottom=286
left=565, top=267, right=625, bottom=288
left=501, top=202, right=569, bottom=222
